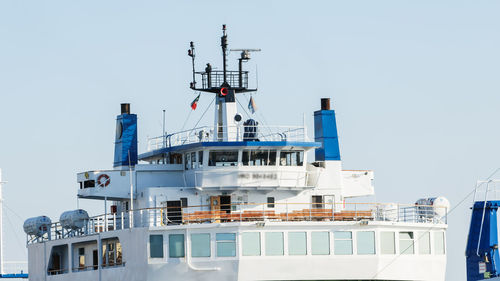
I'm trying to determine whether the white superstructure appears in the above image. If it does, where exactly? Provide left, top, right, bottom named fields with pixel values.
left=25, top=26, right=448, bottom=281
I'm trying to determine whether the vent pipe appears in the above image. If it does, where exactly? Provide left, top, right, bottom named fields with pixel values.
left=321, top=98, right=330, bottom=110
left=121, top=103, right=130, bottom=115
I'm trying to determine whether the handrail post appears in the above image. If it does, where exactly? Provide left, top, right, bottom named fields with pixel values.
left=332, top=201, right=334, bottom=221
left=397, top=204, right=400, bottom=222
left=263, top=203, right=266, bottom=220
left=309, top=203, right=312, bottom=221
left=286, top=201, right=289, bottom=221
left=355, top=204, right=358, bottom=220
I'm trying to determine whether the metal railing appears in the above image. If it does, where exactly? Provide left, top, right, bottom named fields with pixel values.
left=28, top=202, right=447, bottom=244
left=147, top=125, right=308, bottom=151
left=196, top=70, right=248, bottom=89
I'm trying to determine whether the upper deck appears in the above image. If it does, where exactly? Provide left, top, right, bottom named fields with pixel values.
left=27, top=201, right=448, bottom=244
left=140, top=125, right=317, bottom=160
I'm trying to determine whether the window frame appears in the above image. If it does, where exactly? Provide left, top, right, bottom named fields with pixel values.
left=169, top=234, right=185, bottom=258
left=399, top=231, right=415, bottom=255
left=242, top=232, right=261, bottom=256
left=190, top=233, right=211, bottom=258
left=334, top=231, right=353, bottom=255
left=149, top=234, right=164, bottom=258
left=311, top=231, right=330, bottom=255
left=265, top=232, right=284, bottom=256
left=356, top=231, right=376, bottom=255
left=380, top=231, right=396, bottom=255
left=216, top=233, right=237, bottom=257
left=288, top=232, right=307, bottom=256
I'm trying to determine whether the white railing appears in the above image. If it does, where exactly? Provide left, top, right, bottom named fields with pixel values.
left=27, top=202, right=447, bottom=244
left=147, top=125, right=308, bottom=151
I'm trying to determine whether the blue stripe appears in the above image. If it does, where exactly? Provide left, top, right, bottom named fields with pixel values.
left=139, top=141, right=321, bottom=160
left=0, top=273, right=28, bottom=278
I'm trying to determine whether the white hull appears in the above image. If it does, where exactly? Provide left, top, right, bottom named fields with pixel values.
left=28, top=221, right=446, bottom=281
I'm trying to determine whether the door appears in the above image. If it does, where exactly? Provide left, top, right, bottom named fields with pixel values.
left=166, top=200, right=182, bottom=224
left=93, top=250, right=98, bottom=270
left=51, top=253, right=61, bottom=274
left=220, top=195, right=231, bottom=214
left=312, top=195, right=323, bottom=209
left=210, top=196, right=221, bottom=212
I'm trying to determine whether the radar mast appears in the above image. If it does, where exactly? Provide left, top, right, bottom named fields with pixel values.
left=188, top=25, right=260, bottom=141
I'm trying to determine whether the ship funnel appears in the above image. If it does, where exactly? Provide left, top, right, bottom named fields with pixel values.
left=113, top=103, right=138, bottom=168
left=314, top=98, right=341, bottom=161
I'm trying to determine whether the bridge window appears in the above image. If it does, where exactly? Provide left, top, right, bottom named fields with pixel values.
left=242, top=150, right=277, bottom=166
left=242, top=232, right=261, bottom=256
left=334, top=231, right=352, bottom=255
left=184, top=153, right=191, bottom=170
left=357, top=231, right=375, bottom=255
left=418, top=232, right=431, bottom=255
left=399, top=232, right=414, bottom=255
left=311, top=231, right=330, bottom=255
left=380, top=231, right=395, bottom=254
left=169, top=234, right=185, bottom=258
left=265, top=232, right=284, bottom=256
left=216, top=233, right=236, bottom=257
left=434, top=232, right=445, bottom=255
left=149, top=235, right=163, bottom=258
left=191, top=233, right=211, bottom=257
left=288, top=232, right=307, bottom=255
left=198, top=151, right=204, bottom=168
left=279, top=151, right=304, bottom=166
left=191, top=152, right=196, bottom=169
left=209, top=150, right=238, bottom=166
left=81, top=180, right=95, bottom=189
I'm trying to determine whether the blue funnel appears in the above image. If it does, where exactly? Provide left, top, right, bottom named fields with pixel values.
left=466, top=201, right=500, bottom=280
left=314, top=98, right=341, bottom=161
left=113, top=103, right=138, bottom=168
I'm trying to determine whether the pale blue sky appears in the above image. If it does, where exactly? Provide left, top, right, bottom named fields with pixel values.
left=1, top=1, right=499, bottom=280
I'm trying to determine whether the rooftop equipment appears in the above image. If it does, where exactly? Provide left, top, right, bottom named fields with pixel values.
left=23, top=216, right=52, bottom=237
left=59, top=209, right=89, bottom=231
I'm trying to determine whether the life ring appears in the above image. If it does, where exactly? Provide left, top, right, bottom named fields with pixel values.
left=97, top=174, right=110, bottom=187
left=220, top=87, right=228, bottom=96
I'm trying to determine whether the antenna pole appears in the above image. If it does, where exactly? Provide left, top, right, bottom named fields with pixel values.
left=128, top=152, right=134, bottom=228
left=221, top=24, right=228, bottom=84
left=162, top=109, right=166, bottom=148
left=189, top=42, right=196, bottom=88
left=0, top=169, right=5, bottom=275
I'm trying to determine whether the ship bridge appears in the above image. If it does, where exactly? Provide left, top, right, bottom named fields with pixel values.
left=137, top=125, right=321, bottom=191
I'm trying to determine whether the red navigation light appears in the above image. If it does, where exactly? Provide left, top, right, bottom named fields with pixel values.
left=220, top=87, right=228, bottom=96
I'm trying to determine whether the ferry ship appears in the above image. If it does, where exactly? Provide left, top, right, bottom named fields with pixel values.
left=24, top=25, right=449, bottom=281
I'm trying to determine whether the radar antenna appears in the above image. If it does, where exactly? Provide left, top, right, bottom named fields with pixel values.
left=229, top=49, right=261, bottom=88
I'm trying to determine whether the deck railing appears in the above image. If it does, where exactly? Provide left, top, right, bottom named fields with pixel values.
left=27, top=202, right=447, bottom=244
left=147, top=125, right=308, bottom=151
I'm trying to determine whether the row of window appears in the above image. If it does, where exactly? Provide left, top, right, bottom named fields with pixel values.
left=184, top=150, right=304, bottom=169
left=149, top=230, right=445, bottom=259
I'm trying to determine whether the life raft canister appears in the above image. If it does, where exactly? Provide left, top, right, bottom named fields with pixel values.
left=97, top=174, right=111, bottom=187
